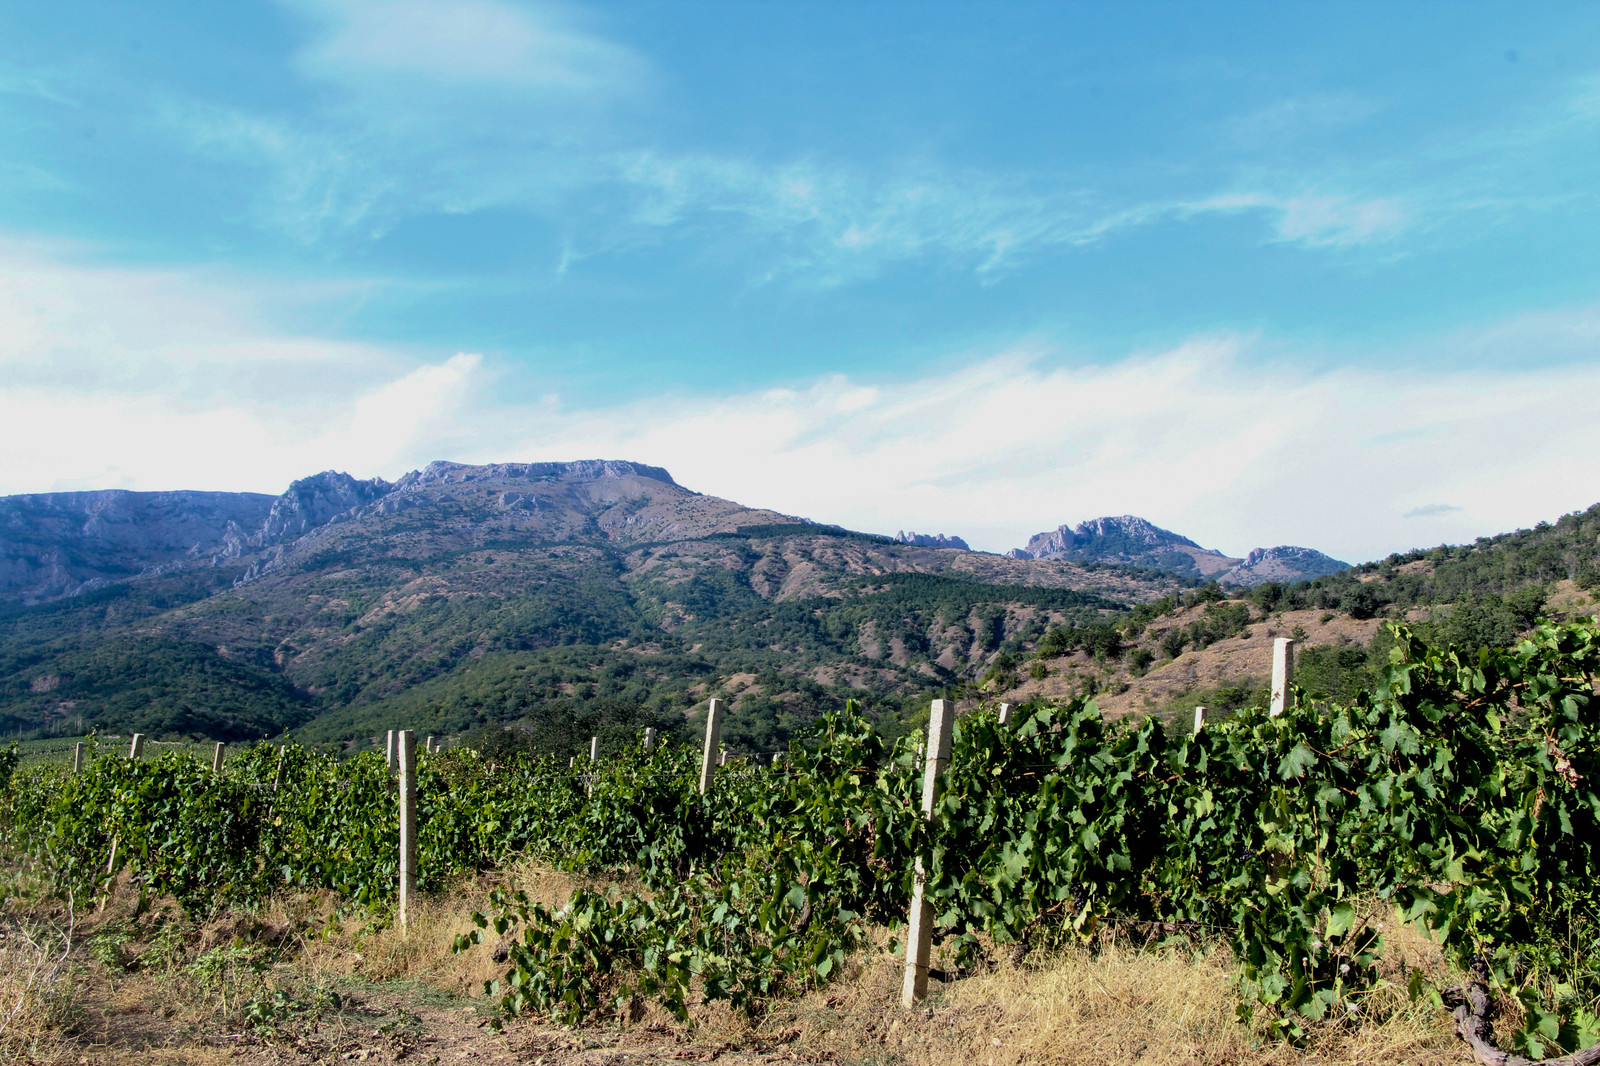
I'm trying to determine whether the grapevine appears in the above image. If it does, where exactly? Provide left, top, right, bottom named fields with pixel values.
left=0, top=619, right=1595, bottom=1056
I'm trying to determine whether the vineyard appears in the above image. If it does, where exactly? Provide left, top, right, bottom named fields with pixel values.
left=2, top=619, right=1597, bottom=1061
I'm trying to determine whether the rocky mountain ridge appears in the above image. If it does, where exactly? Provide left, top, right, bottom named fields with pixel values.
left=0, top=460, right=1191, bottom=745
left=0, top=488, right=277, bottom=605
left=894, top=531, right=970, bottom=550
left=1008, top=515, right=1348, bottom=587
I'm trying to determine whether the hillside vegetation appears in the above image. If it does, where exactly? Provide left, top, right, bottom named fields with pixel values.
left=3, top=462, right=1596, bottom=756
left=0, top=462, right=1178, bottom=751
left=988, top=503, right=1600, bottom=722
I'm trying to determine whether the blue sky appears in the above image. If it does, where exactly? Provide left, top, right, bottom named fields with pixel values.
left=3, top=1, right=1600, bottom=562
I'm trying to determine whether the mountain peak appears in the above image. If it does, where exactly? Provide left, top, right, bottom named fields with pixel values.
left=894, top=531, right=970, bottom=550
left=1226, top=545, right=1349, bottom=586
left=1010, top=515, right=1350, bottom=585
left=1017, top=515, right=1220, bottom=568
left=408, top=459, right=677, bottom=487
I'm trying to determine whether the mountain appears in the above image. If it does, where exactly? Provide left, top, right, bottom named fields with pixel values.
left=1007, top=516, right=1238, bottom=577
left=894, top=531, right=970, bottom=550
left=1222, top=545, right=1348, bottom=586
left=1007, top=515, right=1348, bottom=586
left=0, top=460, right=1185, bottom=749
left=0, top=488, right=276, bottom=605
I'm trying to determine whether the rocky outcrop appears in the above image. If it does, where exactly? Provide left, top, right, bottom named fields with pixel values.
left=895, top=531, right=970, bottom=550
left=250, top=471, right=395, bottom=548
left=404, top=459, right=677, bottom=488
left=1012, top=515, right=1349, bottom=586
left=1219, top=545, right=1349, bottom=587
left=1016, top=516, right=1240, bottom=579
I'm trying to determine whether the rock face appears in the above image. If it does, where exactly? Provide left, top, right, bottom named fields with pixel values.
left=1016, top=516, right=1240, bottom=579
left=1220, top=545, right=1349, bottom=587
left=251, top=471, right=396, bottom=548
left=894, top=531, right=970, bottom=550
left=1011, top=516, right=1348, bottom=586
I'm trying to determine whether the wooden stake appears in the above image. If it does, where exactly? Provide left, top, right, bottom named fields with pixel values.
left=1269, top=638, right=1296, bottom=718
left=699, top=698, right=724, bottom=795
left=397, top=729, right=417, bottom=931
left=903, top=698, right=955, bottom=1008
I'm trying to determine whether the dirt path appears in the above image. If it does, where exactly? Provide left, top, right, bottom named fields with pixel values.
left=62, top=971, right=827, bottom=1066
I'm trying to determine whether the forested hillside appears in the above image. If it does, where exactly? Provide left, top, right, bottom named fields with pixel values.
left=0, top=461, right=1179, bottom=751
left=5, top=461, right=1594, bottom=757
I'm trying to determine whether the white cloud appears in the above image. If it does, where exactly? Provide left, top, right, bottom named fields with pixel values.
left=459, top=340, right=1600, bottom=564
left=290, top=0, right=644, bottom=95
left=0, top=239, right=396, bottom=402
left=1, top=352, right=480, bottom=496
left=0, top=242, right=481, bottom=493
left=6, top=246, right=1599, bottom=566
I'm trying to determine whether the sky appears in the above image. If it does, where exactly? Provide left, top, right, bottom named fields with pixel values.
left=3, top=1, right=1600, bottom=563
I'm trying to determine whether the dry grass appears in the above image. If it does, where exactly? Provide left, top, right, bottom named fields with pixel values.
left=0, top=909, right=81, bottom=1065
left=765, top=919, right=1468, bottom=1066
left=292, top=855, right=588, bottom=994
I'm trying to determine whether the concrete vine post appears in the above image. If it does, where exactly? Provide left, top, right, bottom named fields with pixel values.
left=72, top=742, right=85, bottom=774
left=212, top=742, right=226, bottom=774
left=699, top=698, right=724, bottom=795
left=1193, top=706, right=1207, bottom=734
left=998, top=702, right=1013, bottom=728
left=397, top=729, right=417, bottom=932
left=902, top=697, right=956, bottom=1008
left=385, top=730, right=397, bottom=770
left=1269, top=638, right=1296, bottom=718
left=644, top=727, right=657, bottom=752
left=127, top=733, right=145, bottom=760
left=588, top=736, right=599, bottom=795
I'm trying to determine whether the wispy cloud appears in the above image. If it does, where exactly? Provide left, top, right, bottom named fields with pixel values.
left=25, top=2, right=1600, bottom=288
left=1404, top=504, right=1462, bottom=519
left=140, top=0, right=1466, bottom=274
